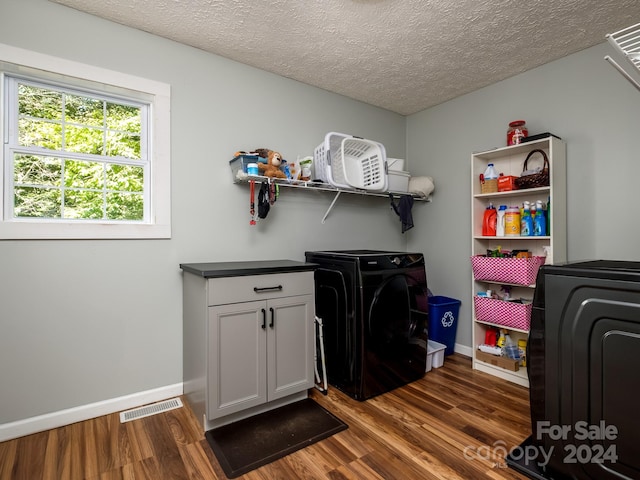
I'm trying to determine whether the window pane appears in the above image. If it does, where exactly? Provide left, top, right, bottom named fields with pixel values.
left=18, top=118, right=62, bottom=150
left=64, top=189, right=104, bottom=219
left=18, top=84, right=62, bottom=120
left=3, top=60, right=167, bottom=237
left=65, top=125, right=104, bottom=155
left=14, top=154, right=61, bottom=186
left=106, top=103, right=141, bottom=133
left=106, top=131, right=140, bottom=159
left=14, top=186, right=61, bottom=218
left=106, top=192, right=143, bottom=220
left=65, top=94, right=104, bottom=127
left=106, top=164, right=144, bottom=192
left=64, top=160, right=104, bottom=189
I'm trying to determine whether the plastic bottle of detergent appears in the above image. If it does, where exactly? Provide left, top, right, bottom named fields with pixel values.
left=496, top=205, right=507, bottom=237
left=497, top=329, right=507, bottom=348
left=533, top=200, right=547, bottom=236
left=520, top=202, right=533, bottom=236
left=530, top=200, right=536, bottom=221
left=482, top=203, right=497, bottom=236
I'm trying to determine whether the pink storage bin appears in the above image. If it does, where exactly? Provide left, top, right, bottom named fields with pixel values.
left=470, top=255, right=546, bottom=285
left=473, top=296, right=532, bottom=331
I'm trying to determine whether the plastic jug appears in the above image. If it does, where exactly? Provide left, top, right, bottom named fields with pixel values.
left=483, top=163, right=498, bottom=180
left=482, top=203, right=497, bottom=236
left=496, top=205, right=507, bottom=237
left=481, top=163, right=499, bottom=193
left=504, top=206, right=520, bottom=236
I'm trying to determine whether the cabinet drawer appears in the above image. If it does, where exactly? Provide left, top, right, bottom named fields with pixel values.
left=207, top=271, right=313, bottom=306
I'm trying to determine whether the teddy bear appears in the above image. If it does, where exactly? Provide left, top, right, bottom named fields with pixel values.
left=257, top=150, right=287, bottom=179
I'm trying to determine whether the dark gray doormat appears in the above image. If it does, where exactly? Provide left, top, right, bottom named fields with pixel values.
left=205, top=398, right=348, bottom=478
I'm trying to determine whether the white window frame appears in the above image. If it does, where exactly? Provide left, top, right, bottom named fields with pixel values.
left=0, top=43, right=171, bottom=239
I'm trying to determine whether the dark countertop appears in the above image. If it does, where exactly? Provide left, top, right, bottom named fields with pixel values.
left=180, top=260, right=317, bottom=278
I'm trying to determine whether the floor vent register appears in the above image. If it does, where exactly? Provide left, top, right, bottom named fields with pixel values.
left=119, top=397, right=183, bottom=423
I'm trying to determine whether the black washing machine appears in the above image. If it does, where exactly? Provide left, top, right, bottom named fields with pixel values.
left=305, top=250, right=429, bottom=400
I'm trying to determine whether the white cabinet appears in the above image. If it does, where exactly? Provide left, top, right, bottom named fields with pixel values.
left=181, top=263, right=315, bottom=431
left=470, top=137, right=566, bottom=387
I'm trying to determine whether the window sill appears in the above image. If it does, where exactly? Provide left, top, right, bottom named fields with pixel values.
left=0, top=221, right=170, bottom=240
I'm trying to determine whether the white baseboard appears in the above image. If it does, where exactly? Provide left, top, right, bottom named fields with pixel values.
left=454, top=343, right=472, bottom=357
left=0, top=383, right=183, bottom=442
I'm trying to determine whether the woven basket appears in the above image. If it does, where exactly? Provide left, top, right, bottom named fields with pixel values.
left=470, top=255, right=546, bottom=285
left=474, top=296, right=532, bottom=331
left=480, top=178, right=498, bottom=194
left=514, top=149, right=550, bottom=190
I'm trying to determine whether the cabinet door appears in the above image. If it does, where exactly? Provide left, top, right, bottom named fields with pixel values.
left=267, top=294, right=314, bottom=401
left=208, top=300, right=267, bottom=419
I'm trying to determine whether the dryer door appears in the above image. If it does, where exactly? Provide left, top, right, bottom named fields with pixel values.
left=313, top=267, right=360, bottom=397
left=362, top=271, right=428, bottom=399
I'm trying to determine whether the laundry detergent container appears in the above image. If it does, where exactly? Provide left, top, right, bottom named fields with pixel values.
left=428, top=296, right=461, bottom=355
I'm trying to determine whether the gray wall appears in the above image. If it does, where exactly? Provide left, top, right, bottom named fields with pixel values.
left=406, top=42, right=640, bottom=350
left=3, top=0, right=639, bottom=429
left=0, top=0, right=407, bottom=424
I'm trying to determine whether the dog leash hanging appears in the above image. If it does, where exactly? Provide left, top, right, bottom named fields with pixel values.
left=269, top=181, right=279, bottom=205
left=249, top=180, right=256, bottom=225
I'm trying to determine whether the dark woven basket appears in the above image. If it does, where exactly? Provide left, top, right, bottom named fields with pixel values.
left=514, top=149, right=550, bottom=189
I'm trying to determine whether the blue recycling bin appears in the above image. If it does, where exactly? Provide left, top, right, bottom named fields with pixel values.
left=428, top=296, right=461, bottom=355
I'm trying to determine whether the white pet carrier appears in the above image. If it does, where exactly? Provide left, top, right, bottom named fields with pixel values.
left=313, top=132, right=388, bottom=191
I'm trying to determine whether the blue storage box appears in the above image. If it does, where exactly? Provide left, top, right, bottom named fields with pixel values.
left=229, top=154, right=261, bottom=181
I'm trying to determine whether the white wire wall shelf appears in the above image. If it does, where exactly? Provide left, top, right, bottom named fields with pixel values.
left=235, top=175, right=431, bottom=223
left=605, top=22, right=640, bottom=92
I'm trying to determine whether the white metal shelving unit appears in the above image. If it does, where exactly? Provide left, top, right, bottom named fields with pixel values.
left=235, top=175, right=431, bottom=223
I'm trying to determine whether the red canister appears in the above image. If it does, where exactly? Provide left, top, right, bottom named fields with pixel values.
left=507, top=120, right=528, bottom=146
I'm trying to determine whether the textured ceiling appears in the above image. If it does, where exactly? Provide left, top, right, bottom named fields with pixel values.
left=50, top=0, right=640, bottom=115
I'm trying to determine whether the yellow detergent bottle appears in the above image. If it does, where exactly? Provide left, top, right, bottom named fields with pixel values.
left=497, top=329, right=507, bottom=348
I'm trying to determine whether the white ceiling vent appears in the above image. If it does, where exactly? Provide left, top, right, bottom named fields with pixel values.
left=119, top=397, right=183, bottom=423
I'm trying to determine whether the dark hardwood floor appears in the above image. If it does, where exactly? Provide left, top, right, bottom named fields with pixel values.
left=0, top=354, right=533, bottom=479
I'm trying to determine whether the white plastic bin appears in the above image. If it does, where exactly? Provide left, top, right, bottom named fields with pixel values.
left=314, top=132, right=388, bottom=191
left=426, top=339, right=447, bottom=372
left=387, top=158, right=405, bottom=171
left=388, top=170, right=410, bottom=192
